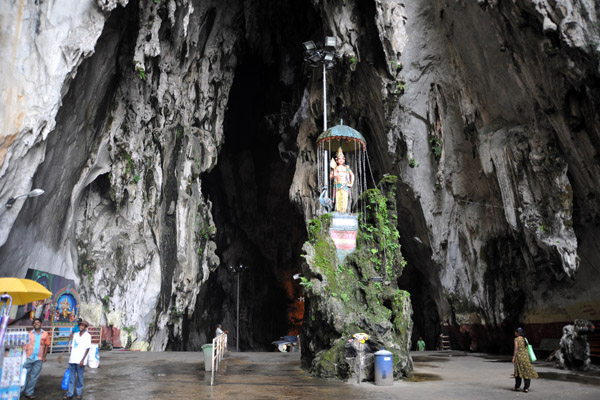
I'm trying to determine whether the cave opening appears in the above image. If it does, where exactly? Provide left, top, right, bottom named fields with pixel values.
left=398, top=262, right=440, bottom=351
left=196, top=55, right=308, bottom=350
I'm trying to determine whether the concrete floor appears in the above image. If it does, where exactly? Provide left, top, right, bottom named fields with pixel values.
left=25, top=350, right=600, bottom=399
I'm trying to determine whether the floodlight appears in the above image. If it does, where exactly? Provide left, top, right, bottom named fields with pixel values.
left=302, top=40, right=316, bottom=51
left=301, top=36, right=341, bottom=132
left=308, top=53, right=322, bottom=64
left=325, top=36, right=337, bottom=48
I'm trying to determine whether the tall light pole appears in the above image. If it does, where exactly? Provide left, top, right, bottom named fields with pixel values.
left=303, top=37, right=339, bottom=205
left=229, top=264, right=247, bottom=352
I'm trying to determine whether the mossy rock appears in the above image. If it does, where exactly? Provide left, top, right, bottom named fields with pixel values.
left=311, top=338, right=350, bottom=379
left=302, top=176, right=414, bottom=380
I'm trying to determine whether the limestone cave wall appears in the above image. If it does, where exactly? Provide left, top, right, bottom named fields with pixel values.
left=1, top=0, right=599, bottom=358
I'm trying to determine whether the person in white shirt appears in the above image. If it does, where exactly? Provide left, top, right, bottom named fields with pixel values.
left=215, top=323, right=229, bottom=338
left=64, top=320, right=91, bottom=399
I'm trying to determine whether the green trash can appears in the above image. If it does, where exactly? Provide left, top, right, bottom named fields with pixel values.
left=201, top=344, right=213, bottom=371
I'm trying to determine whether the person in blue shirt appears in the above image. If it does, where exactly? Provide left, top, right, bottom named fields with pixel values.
left=22, top=318, right=50, bottom=399
left=69, top=318, right=82, bottom=339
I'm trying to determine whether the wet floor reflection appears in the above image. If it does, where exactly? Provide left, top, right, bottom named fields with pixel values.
left=405, top=372, right=443, bottom=382
left=27, top=350, right=600, bottom=400
left=538, top=371, right=600, bottom=386
left=412, top=356, right=451, bottom=363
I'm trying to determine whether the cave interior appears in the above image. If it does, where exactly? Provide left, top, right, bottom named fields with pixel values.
left=178, top=0, right=436, bottom=352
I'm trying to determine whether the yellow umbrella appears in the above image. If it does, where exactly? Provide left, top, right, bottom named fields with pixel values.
left=0, top=278, right=52, bottom=305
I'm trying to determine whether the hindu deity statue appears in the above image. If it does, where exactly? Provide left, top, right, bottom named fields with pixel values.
left=59, top=297, right=72, bottom=319
left=330, top=147, right=355, bottom=213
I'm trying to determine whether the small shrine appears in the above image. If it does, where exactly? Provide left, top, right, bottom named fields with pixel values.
left=52, top=286, right=80, bottom=325
left=316, top=121, right=367, bottom=262
left=14, top=269, right=78, bottom=326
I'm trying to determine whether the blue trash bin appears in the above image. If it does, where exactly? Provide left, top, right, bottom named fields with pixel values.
left=374, top=348, right=393, bottom=386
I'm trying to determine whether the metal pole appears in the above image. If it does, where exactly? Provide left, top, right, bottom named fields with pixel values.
left=236, top=273, right=240, bottom=352
left=324, top=150, right=328, bottom=187
left=357, top=342, right=363, bottom=384
left=323, top=63, right=327, bottom=132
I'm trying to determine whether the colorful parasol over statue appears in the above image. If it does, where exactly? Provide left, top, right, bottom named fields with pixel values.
left=316, top=121, right=367, bottom=215
left=316, top=123, right=367, bottom=152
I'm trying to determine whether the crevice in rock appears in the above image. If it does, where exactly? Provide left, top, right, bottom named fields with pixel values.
left=355, top=0, right=388, bottom=71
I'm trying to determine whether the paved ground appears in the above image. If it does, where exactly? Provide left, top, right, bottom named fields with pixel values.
left=26, top=350, right=600, bottom=399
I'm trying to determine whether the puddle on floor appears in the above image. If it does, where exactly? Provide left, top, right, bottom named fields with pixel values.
left=411, top=352, right=467, bottom=363
left=405, top=373, right=443, bottom=382
left=412, top=363, right=440, bottom=368
left=538, top=372, right=600, bottom=386
left=411, top=356, right=451, bottom=363
left=479, top=354, right=508, bottom=360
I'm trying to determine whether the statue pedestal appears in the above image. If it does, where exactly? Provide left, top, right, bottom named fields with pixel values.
left=329, top=213, right=358, bottom=263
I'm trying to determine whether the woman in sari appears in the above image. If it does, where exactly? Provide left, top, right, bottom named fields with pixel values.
left=512, top=327, right=538, bottom=392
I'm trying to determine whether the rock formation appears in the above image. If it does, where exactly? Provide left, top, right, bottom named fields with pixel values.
left=555, top=319, right=595, bottom=371
left=301, top=176, right=413, bottom=379
left=0, top=0, right=599, bottom=373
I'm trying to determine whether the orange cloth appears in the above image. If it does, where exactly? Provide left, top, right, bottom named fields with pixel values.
left=25, top=330, right=51, bottom=360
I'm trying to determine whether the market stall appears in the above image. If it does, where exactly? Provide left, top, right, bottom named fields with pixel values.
left=0, top=279, right=52, bottom=399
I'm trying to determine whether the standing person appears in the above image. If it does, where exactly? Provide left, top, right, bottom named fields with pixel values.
left=417, top=337, right=426, bottom=351
left=215, top=324, right=229, bottom=338
left=21, top=318, right=51, bottom=399
left=215, top=324, right=229, bottom=351
left=512, top=327, right=538, bottom=392
left=64, top=320, right=91, bottom=399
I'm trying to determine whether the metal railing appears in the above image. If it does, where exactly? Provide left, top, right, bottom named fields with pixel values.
left=21, top=325, right=102, bottom=353
left=210, top=333, right=227, bottom=386
left=439, top=334, right=451, bottom=351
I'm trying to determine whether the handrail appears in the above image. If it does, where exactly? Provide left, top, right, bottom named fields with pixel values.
left=20, top=325, right=102, bottom=353
left=210, top=333, right=227, bottom=386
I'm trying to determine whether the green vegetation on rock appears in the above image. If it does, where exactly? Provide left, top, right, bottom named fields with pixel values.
left=301, top=176, right=413, bottom=381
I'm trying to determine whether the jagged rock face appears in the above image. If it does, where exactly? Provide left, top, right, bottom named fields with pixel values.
left=0, top=0, right=314, bottom=351
left=0, top=1, right=111, bottom=249
left=0, top=0, right=240, bottom=349
left=555, top=319, right=595, bottom=371
left=291, top=0, right=600, bottom=351
left=1, top=0, right=600, bottom=358
left=390, top=0, right=600, bottom=351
